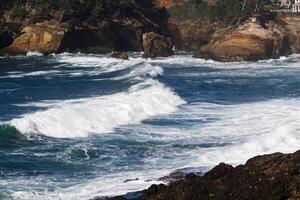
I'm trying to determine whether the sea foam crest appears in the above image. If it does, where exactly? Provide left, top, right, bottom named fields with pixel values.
left=26, top=51, right=44, bottom=57
left=10, top=79, right=185, bottom=138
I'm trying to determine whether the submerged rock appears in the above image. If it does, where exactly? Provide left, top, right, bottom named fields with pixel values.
left=142, top=32, right=174, bottom=58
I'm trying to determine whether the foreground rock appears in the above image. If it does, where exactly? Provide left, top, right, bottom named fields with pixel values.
left=142, top=32, right=174, bottom=58
left=104, top=150, right=300, bottom=200
left=195, top=17, right=291, bottom=62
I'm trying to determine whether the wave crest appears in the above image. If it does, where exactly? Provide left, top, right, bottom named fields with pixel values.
left=10, top=80, right=185, bottom=138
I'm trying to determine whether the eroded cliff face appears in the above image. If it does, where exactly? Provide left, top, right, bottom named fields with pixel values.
left=3, top=21, right=68, bottom=54
left=194, top=16, right=294, bottom=62
left=279, top=15, right=300, bottom=53
left=0, top=1, right=172, bottom=56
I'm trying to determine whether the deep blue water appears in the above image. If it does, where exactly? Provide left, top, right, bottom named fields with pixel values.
left=1, top=53, right=300, bottom=199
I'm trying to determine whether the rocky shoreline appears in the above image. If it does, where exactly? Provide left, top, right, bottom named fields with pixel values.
left=1, top=1, right=300, bottom=61
left=99, top=150, right=300, bottom=200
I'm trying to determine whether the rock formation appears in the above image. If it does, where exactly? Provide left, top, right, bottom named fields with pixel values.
left=279, top=15, right=300, bottom=53
left=104, top=150, right=300, bottom=200
left=3, top=21, right=68, bottom=55
left=194, top=17, right=291, bottom=62
left=142, top=32, right=174, bottom=58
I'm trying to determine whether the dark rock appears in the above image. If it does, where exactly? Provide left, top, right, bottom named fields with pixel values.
left=142, top=32, right=174, bottom=58
left=159, top=167, right=206, bottom=183
left=0, top=30, right=13, bottom=49
left=140, top=150, right=300, bottom=200
left=111, top=51, right=129, bottom=60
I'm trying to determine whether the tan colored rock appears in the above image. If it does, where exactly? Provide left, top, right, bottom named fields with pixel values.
left=4, top=21, right=68, bottom=55
left=142, top=32, right=174, bottom=58
left=195, top=18, right=290, bottom=62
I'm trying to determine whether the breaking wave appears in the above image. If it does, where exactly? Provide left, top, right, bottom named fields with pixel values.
left=9, top=79, right=185, bottom=138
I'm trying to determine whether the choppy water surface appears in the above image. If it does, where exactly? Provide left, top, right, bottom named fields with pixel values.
left=1, top=53, right=300, bottom=199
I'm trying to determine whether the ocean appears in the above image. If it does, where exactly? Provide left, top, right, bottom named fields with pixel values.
left=0, top=52, right=300, bottom=199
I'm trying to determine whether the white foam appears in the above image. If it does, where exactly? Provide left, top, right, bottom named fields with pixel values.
left=1, top=70, right=61, bottom=78
left=26, top=51, right=44, bottom=57
left=9, top=169, right=167, bottom=200
left=10, top=79, right=185, bottom=138
left=172, top=98, right=300, bottom=167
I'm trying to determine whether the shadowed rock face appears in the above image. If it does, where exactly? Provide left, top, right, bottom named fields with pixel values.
left=104, top=150, right=300, bottom=200
left=0, top=30, right=13, bottom=49
left=142, top=32, right=174, bottom=58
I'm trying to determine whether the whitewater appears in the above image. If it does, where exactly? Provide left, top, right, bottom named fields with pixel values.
left=0, top=53, right=300, bottom=200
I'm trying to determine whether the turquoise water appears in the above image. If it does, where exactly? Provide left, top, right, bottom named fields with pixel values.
left=1, top=53, right=300, bottom=199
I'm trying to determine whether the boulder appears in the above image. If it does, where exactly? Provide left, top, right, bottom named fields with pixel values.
left=111, top=51, right=129, bottom=60
left=142, top=32, right=174, bottom=58
left=194, top=18, right=291, bottom=62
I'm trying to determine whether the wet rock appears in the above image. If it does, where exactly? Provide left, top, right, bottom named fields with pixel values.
left=141, top=150, right=300, bottom=200
left=159, top=167, right=206, bottom=183
left=111, top=51, right=129, bottom=60
left=142, top=32, right=174, bottom=58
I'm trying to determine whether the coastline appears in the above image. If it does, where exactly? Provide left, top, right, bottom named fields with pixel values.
left=1, top=1, right=300, bottom=199
left=100, top=150, right=300, bottom=200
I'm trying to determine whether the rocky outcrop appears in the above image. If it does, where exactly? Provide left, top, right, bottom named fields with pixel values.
left=3, top=21, right=68, bottom=55
left=278, top=15, right=300, bottom=53
left=142, top=150, right=300, bottom=200
left=105, top=150, right=300, bottom=200
left=1, top=21, right=116, bottom=55
left=194, top=17, right=291, bottom=62
left=0, top=29, right=13, bottom=49
left=0, top=1, right=171, bottom=56
left=142, top=32, right=174, bottom=58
